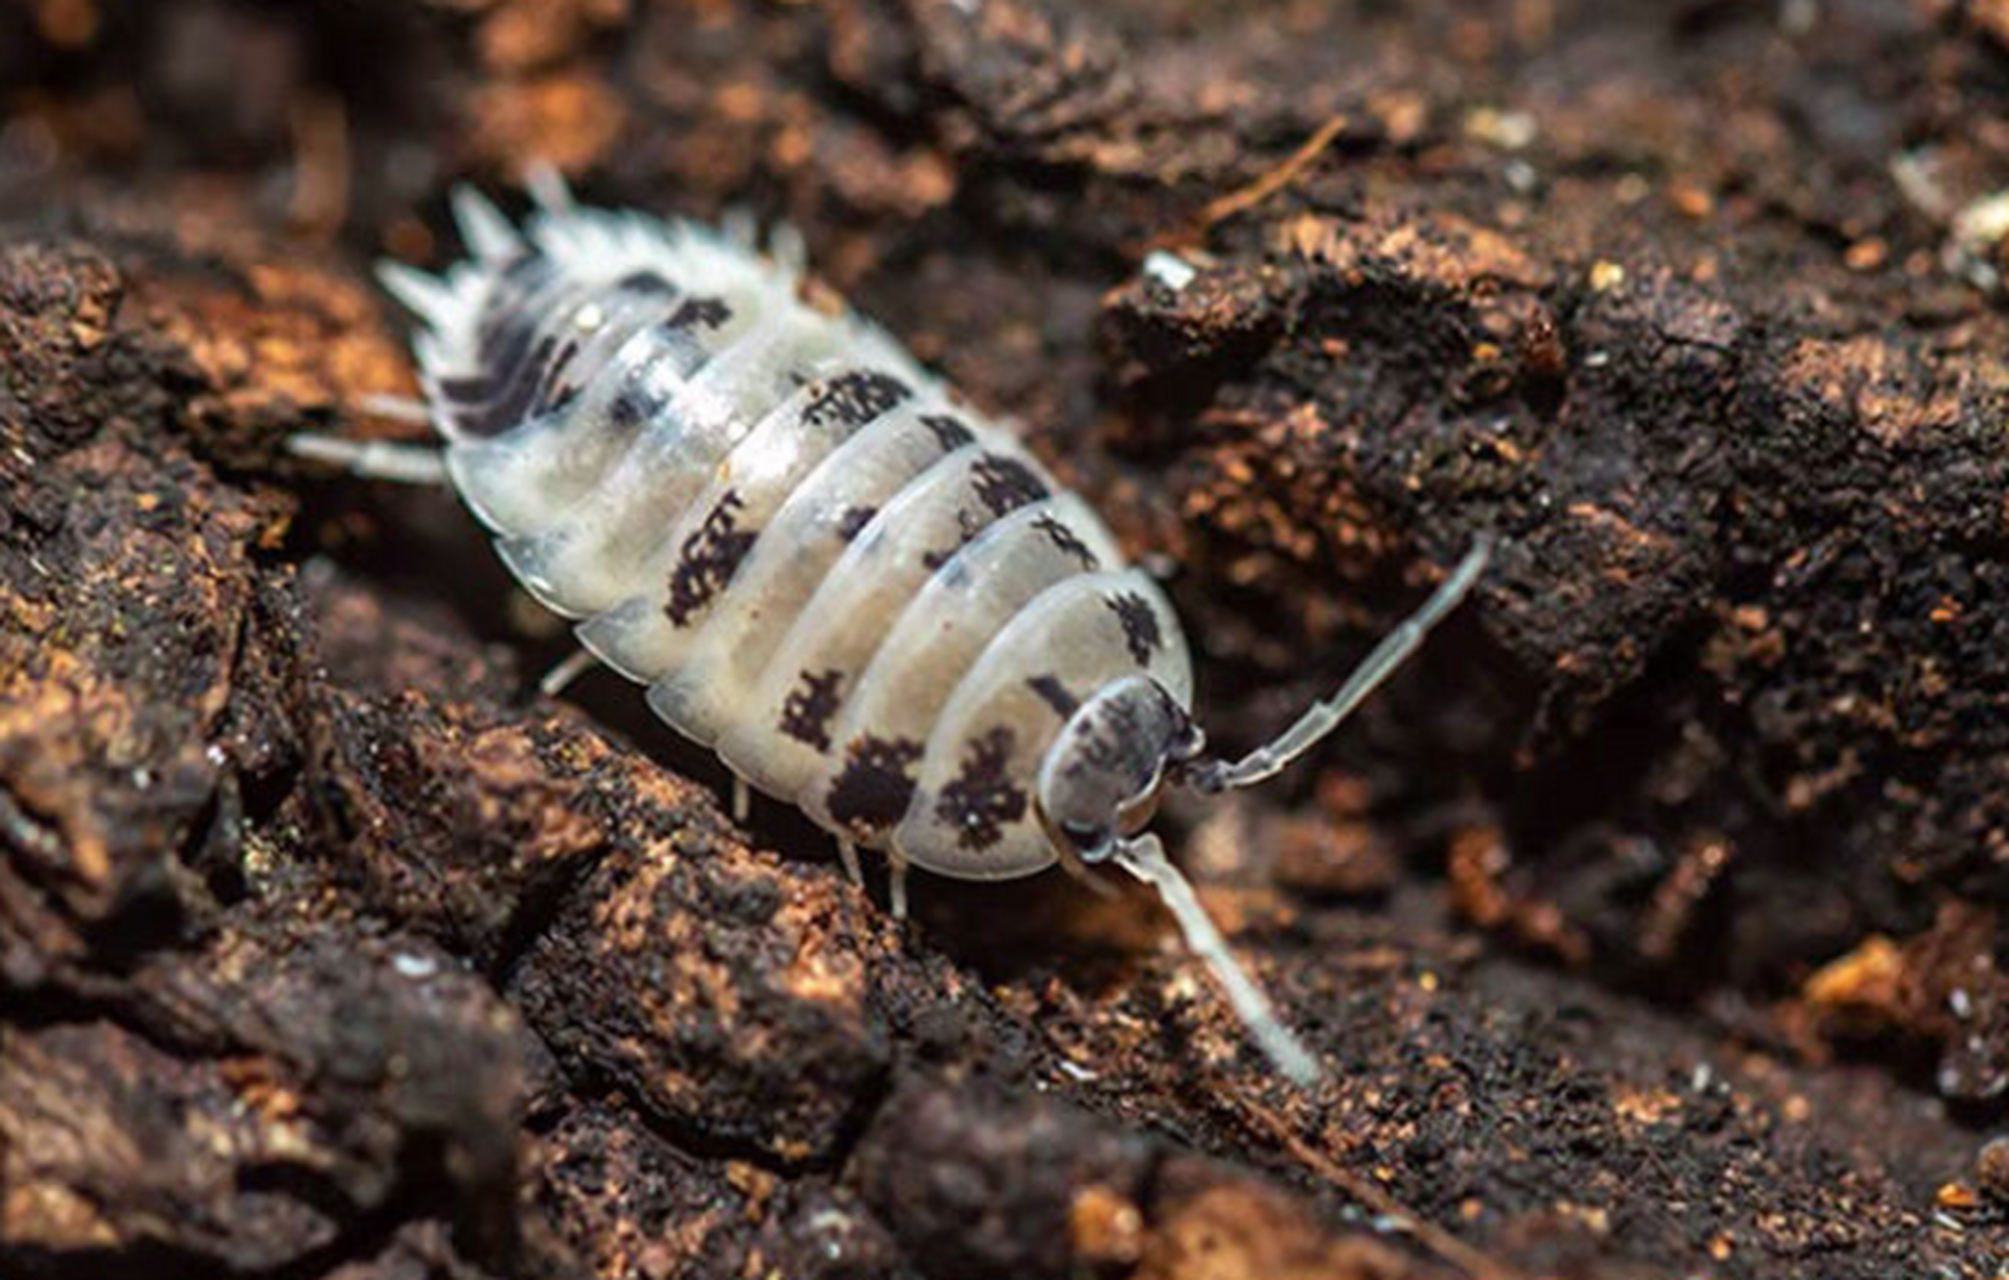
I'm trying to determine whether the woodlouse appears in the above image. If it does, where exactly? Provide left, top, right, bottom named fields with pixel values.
left=293, top=172, right=1492, bottom=1085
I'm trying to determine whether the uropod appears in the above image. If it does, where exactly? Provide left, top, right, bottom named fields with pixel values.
left=293, top=171, right=1492, bottom=1085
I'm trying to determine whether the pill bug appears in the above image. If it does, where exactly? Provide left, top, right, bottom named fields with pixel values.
left=294, top=171, right=1492, bottom=1086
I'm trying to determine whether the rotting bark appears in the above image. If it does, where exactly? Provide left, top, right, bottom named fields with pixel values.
left=3, top=1, right=2009, bottom=1277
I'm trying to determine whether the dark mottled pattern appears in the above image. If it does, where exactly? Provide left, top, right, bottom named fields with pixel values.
left=665, top=491, right=758, bottom=626
left=1106, top=591, right=1163, bottom=665
left=836, top=505, right=878, bottom=543
left=921, top=413, right=976, bottom=452
left=608, top=376, right=666, bottom=431
left=449, top=260, right=657, bottom=436
left=459, top=329, right=567, bottom=434
left=1068, top=693, right=1146, bottom=779
left=1031, top=513, right=1098, bottom=570
left=802, top=370, right=911, bottom=429
left=934, top=727, right=1027, bottom=851
left=614, top=269, right=677, bottom=295
left=666, top=296, right=732, bottom=331
left=970, top=453, right=1049, bottom=518
left=827, top=736, right=923, bottom=834
left=1026, top=674, right=1078, bottom=717
left=779, top=668, right=845, bottom=753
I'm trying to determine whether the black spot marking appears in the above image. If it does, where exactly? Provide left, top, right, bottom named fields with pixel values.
left=921, top=413, right=976, bottom=452
left=438, top=373, right=490, bottom=402
left=666, top=296, right=732, bottom=331
left=779, top=668, right=845, bottom=752
left=836, top=505, right=879, bottom=542
left=1032, top=513, right=1099, bottom=569
left=1026, top=674, right=1078, bottom=717
left=827, top=735, right=923, bottom=833
left=665, top=490, right=758, bottom=626
left=608, top=379, right=664, bottom=431
left=466, top=330, right=563, bottom=433
left=803, top=370, right=912, bottom=429
left=1106, top=591, right=1164, bottom=665
left=936, top=727, right=1028, bottom=851
left=614, top=269, right=678, bottom=296
left=970, top=453, right=1049, bottom=518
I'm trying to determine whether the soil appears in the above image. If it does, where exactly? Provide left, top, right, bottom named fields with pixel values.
left=3, top=1, right=2008, bottom=1277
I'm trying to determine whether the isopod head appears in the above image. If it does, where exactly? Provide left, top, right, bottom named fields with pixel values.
left=1033, top=674, right=1204, bottom=862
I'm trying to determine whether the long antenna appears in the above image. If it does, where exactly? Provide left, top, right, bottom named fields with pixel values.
left=1113, top=832, right=1320, bottom=1085
left=1194, top=535, right=1494, bottom=793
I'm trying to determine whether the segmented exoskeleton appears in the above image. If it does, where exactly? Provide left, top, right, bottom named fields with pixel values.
left=294, top=171, right=1492, bottom=1085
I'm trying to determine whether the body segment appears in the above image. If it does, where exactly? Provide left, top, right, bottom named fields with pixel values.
left=392, top=190, right=1191, bottom=879
left=346, top=177, right=1496, bottom=1087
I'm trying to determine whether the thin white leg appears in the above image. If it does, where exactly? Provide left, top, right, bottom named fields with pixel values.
left=356, top=393, right=434, bottom=426
left=837, top=840, right=863, bottom=889
left=1113, top=833, right=1319, bottom=1086
left=887, top=848, right=910, bottom=921
left=538, top=648, right=598, bottom=698
left=1204, top=535, right=1493, bottom=791
left=287, top=434, right=450, bottom=485
left=732, top=775, right=751, bottom=825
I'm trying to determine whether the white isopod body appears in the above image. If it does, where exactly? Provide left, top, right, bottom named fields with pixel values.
left=319, top=173, right=1494, bottom=1087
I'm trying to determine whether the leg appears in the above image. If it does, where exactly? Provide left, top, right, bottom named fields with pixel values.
left=732, top=775, right=751, bottom=825
left=356, top=393, right=433, bottom=426
left=538, top=648, right=598, bottom=698
left=288, top=434, right=450, bottom=485
left=886, top=847, right=910, bottom=921
left=1197, top=535, right=1493, bottom=792
left=836, top=839, right=863, bottom=889
left=1113, top=833, right=1319, bottom=1086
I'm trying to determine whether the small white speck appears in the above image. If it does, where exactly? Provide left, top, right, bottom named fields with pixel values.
left=393, top=952, right=438, bottom=979
left=1142, top=249, right=1198, bottom=293
left=1950, top=988, right=1973, bottom=1019
left=573, top=302, right=605, bottom=332
left=1584, top=350, right=1611, bottom=369
left=205, top=744, right=229, bottom=768
left=1056, top=1058, right=1100, bottom=1083
left=1691, top=1063, right=1714, bottom=1093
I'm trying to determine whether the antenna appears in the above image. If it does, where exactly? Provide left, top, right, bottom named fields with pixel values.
left=1191, top=535, right=1493, bottom=793
left=1114, top=832, right=1320, bottom=1085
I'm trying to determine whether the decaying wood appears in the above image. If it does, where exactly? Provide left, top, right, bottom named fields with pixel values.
left=3, top=1, right=2008, bottom=1277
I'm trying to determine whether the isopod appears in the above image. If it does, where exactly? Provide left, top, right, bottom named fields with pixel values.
left=293, top=170, right=1492, bottom=1085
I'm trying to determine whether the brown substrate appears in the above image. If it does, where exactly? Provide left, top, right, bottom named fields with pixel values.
left=2, top=2, right=2007, bottom=1277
